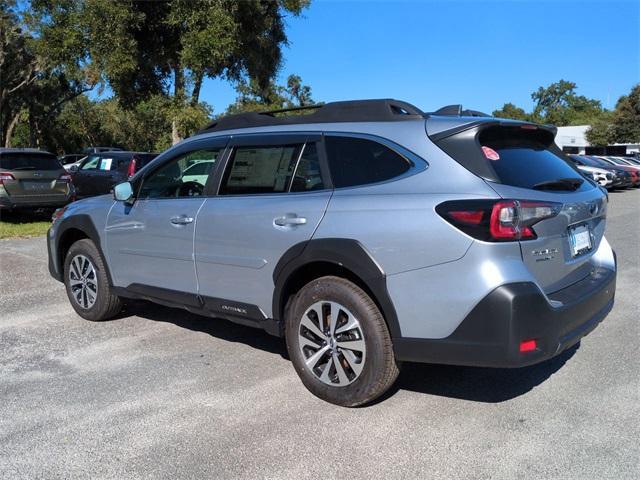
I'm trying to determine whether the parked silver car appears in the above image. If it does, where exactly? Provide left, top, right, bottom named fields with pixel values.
left=47, top=100, right=617, bottom=406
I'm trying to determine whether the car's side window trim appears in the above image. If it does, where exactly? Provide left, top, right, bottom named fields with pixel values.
left=287, top=142, right=307, bottom=193
left=322, top=132, right=429, bottom=190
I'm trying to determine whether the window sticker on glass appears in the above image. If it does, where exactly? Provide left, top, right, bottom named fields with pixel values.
left=481, top=146, right=500, bottom=161
left=100, top=158, right=113, bottom=170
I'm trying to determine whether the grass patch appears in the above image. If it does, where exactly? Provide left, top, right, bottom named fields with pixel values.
left=0, top=210, right=52, bottom=239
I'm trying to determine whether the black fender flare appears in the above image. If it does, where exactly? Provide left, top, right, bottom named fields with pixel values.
left=272, top=238, right=401, bottom=338
left=51, top=214, right=113, bottom=285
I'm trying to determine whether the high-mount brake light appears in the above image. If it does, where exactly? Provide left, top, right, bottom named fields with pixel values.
left=436, top=199, right=561, bottom=242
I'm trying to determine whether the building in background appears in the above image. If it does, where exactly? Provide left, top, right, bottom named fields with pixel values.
left=555, top=125, right=640, bottom=155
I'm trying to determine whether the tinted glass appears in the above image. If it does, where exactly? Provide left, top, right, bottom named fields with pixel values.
left=81, top=155, right=101, bottom=170
left=325, top=136, right=410, bottom=188
left=220, top=145, right=300, bottom=195
left=0, top=152, right=61, bottom=170
left=290, top=143, right=325, bottom=192
left=480, top=127, right=589, bottom=191
left=139, top=149, right=221, bottom=199
left=185, top=161, right=214, bottom=176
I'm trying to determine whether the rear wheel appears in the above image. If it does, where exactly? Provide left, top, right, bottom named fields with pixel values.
left=285, top=276, right=399, bottom=406
left=63, top=239, right=122, bottom=321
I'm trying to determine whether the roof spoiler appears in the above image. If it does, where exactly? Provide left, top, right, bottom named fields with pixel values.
left=427, top=104, right=491, bottom=118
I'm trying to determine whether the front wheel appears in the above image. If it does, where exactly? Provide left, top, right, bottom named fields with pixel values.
left=63, top=239, right=122, bottom=321
left=285, top=276, right=399, bottom=406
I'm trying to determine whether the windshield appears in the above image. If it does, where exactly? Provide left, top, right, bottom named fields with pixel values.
left=0, top=152, right=62, bottom=170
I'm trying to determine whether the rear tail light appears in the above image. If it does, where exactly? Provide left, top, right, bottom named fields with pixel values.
left=0, top=172, right=15, bottom=184
left=436, top=199, right=561, bottom=242
left=519, top=339, right=537, bottom=353
left=58, top=173, right=72, bottom=182
left=127, top=158, right=137, bottom=178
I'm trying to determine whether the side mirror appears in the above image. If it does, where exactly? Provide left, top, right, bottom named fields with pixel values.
left=113, top=181, right=134, bottom=203
left=69, top=165, right=79, bottom=172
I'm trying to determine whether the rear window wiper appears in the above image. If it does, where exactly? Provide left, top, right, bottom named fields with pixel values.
left=533, top=178, right=583, bottom=191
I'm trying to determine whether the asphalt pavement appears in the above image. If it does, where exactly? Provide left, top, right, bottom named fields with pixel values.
left=1, top=189, right=639, bottom=479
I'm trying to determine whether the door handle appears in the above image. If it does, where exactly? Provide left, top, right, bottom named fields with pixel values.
left=170, top=215, right=194, bottom=225
left=274, top=215, right=307, bottom=227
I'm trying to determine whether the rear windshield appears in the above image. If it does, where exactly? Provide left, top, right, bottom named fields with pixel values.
left=478, top=126, right=590, bottom=191
left=0, top=152, right=61, bottom=171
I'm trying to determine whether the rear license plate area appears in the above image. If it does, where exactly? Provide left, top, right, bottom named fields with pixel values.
left=23, top=181, right=51, bottom=191
left=568, top=224, right=592, bottom=257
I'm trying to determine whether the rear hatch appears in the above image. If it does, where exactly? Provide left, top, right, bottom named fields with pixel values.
left=0, top=152, right=70, bottom=200
left=431, top=121, right=607, bottom=294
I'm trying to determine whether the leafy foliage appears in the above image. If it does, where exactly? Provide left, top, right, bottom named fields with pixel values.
left=4, top=0, right=311, bottom=151
left=492, top=103, right=530, bottom=121
left=225, top=75, right=316, bottom=114
left=587, top=84, right=640, bottom=145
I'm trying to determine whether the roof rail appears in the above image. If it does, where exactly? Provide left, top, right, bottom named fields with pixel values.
left=429, top=104, right=491, bottom=118
left=198, top=99, right=425, bottom=133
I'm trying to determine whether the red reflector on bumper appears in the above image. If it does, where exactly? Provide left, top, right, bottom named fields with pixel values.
left=519, top=339, right=537, bottom=353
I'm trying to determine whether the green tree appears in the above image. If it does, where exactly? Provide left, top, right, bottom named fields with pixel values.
left=225, top=74, right=315, bottom=114
left=1, top=1, right=95, bottom=148
left=586, top=84, right=640, bottom=145
left=492, top=103, right=530, bottom=121
left=530, top=79, right=603, bottom=126
left=1, top=1, right=39, bottom=146
left=30, top=0, right=311, bottom=143
left=585, top=111, right=615, bottom=146
left=609, top=84, right=640, bottom=143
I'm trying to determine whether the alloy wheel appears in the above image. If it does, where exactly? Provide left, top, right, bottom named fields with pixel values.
left=298, top=301, right=366, bottom=387
left=68, top=254, right=98, bottom=309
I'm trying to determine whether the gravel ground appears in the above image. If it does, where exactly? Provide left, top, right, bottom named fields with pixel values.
left=1, top=189, right=638, bottom=479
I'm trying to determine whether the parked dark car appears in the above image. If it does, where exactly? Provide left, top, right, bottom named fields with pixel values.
left=71, top=151, right=157, bottom=199
left=58, top=153, right=86, bottom=166
left=0, top=148, right=74, bottom=211
left=82, top=146, right=124, bottom=154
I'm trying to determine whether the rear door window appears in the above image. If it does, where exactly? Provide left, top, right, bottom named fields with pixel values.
left=290, top=143, right=326, bottom=192
left=325, top=136, right=411, bottom=188
left=219, top=145, right=301, bottom=195
left=0, top=152, right=61, bottom=171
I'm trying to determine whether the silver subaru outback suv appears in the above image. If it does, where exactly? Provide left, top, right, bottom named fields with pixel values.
left=48, top=100, right=617, bottom=406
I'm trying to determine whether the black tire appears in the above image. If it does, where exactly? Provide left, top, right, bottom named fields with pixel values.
left=63, top=238, right=122, bottom=321
left=285, top=276, right=399, bottom=407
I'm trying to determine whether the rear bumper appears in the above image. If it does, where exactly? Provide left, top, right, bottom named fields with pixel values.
left=394, top=263, right=616, bottom=368
left=0, top=194, right=71, bottom=209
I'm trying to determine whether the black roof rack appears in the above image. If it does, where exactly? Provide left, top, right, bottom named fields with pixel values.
left=198, top=99, right=426, bottom=133
left=197, top=99, right=492, bottom=134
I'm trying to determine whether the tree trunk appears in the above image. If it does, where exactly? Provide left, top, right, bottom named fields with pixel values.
left=174, top=64, right=184, bottom=99
left=171, top=119, right=181, bottom=145
left=4, top=111, right=22, bottom=147
left=171, top=64, right=184, bottom=145
left=191, top=71, right=204, bottom=106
